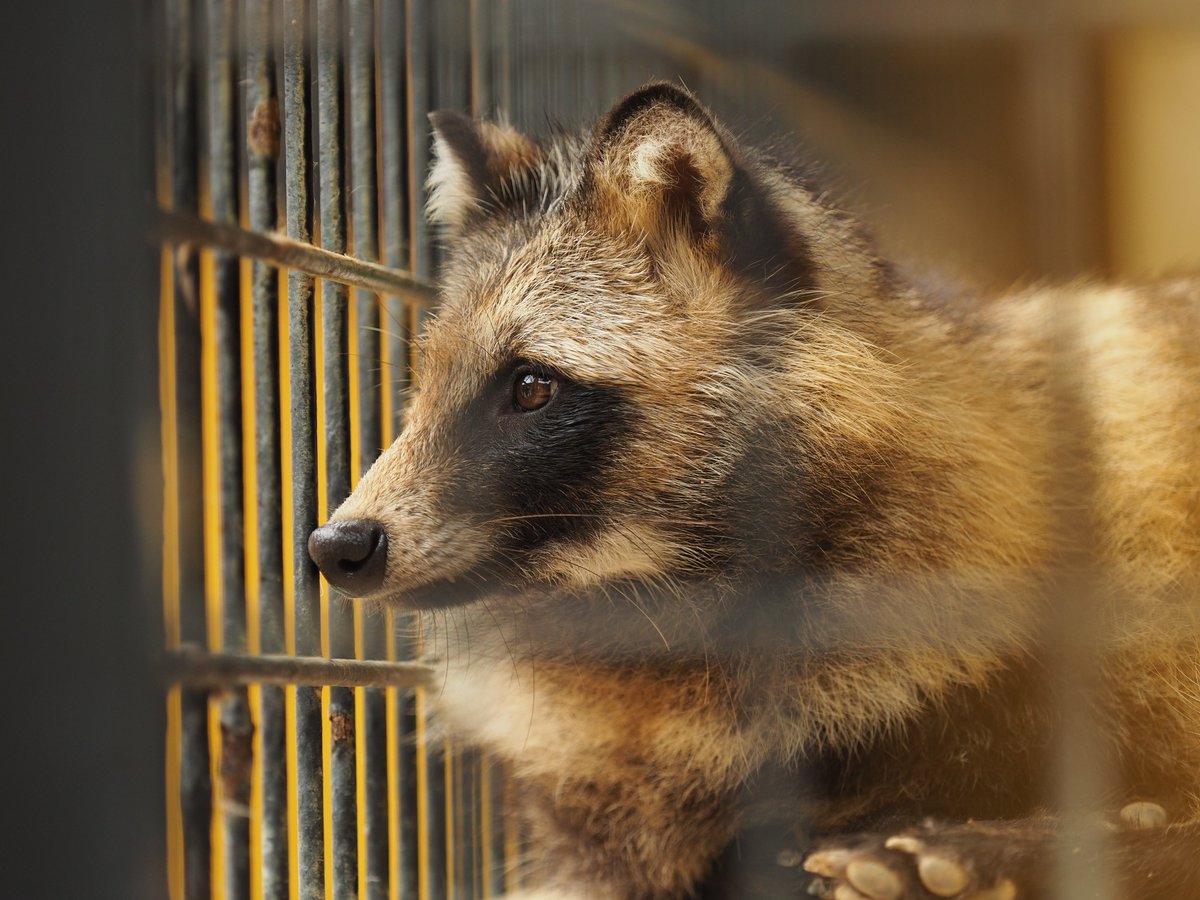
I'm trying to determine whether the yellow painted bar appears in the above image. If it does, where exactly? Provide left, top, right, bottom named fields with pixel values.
left=279, top=271, right=302, bottom=900
left=407, top=288, right=432, bottom=900
left=240, top=267, right=260, bottom=650
left=161, top=240, right=186, bottom=900
left=161, top=247, right=182, bottom=652
left=314, top=277, right=336, bottom=900
left=480, top=763, right=492, bottom=899
left=380, top=294, right=402, bottom=900
left=199, top=241, right=229, bottom=899
left=445, top=742, right=456, bottom=899
left=239, top=246, right=266, bottom=900
left=415, top=681, right=431, bottom=900
left=167, top=687, right=186, bottom=900
left=348, top=287, right=371, bottom=900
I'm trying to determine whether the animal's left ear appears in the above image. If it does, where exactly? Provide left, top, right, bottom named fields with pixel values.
left=427, top=111, right=542, bottom=236
left=581, top=83, right=737, bottom=248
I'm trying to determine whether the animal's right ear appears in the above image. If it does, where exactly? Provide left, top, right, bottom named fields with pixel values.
left=427, top=111, right=542, bottom=236
left=580, top=83, right=817, bottom=302
left=579, top=83, right=736, bottom=250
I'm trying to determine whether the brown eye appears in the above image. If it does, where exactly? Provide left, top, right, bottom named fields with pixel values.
left=513, top=370, right=557, bottom=411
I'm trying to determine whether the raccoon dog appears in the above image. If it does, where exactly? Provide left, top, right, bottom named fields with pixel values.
left=308, top=83, right=1200, bottom=899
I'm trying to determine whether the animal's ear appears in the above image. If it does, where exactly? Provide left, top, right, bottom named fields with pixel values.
left=581, top=83, right=819, bottom=301
left=427, top=111, right=542, bottom=235
left=581, top=83, right=736, bottom=247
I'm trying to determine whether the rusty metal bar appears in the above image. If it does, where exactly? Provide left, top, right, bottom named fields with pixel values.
left=166, top=2, right=214, bottom=898
left=315, top=2, right=359, bottom=896
left=166, top=648, right=434, bottom=689
left=204, top=1, right=253, bottom=896
left=152, top=208, right=434, bottom=305
left=431, top=7, right=473, bottom=895
left=380, top=0, right=413, bottom=449
left=349, top=0, right=382, bottom=467
left=407, top=0, right=432, bottom=282
left=380, top=0, right=410, bottom=282
left=243, top=0, right=288, bottom=894
left=407, top=3, right=450, bottom=895
left=282, top=2, right=325, bottom=896
left=347, top=0, right=390, bottom=895
left=379, top=3, right=420, bottom=896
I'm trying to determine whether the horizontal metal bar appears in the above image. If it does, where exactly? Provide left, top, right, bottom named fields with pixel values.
left=165, top=646, right=434, bottom=689
left=152, top=207, right=434, bottom=306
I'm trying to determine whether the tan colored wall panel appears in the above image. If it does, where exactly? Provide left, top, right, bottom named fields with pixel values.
left=1107, top=29, right=1200, bottom=277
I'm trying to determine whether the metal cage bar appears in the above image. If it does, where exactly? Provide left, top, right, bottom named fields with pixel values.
left=163, top=1, right=216, bottom=897
left=202, top=1, right=255, bottom=896
left=313, top=3, right=360, bottom=897
left=346, top=1, right=392, bottom=895
left=280, top=2, right=326, bottom=896
left=242, top=0, right=290, bottom=895
left=377, top=3, right=420, bottom=897
left=156, top=2, right=712, bottom=897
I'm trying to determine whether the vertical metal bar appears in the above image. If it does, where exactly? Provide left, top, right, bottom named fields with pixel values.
left=470, top=752, right=482, bottom=899
left=470, top=748, right=484, bottom=897
left=502, top=773, right=521, bottom=894
left=437, top=6, right=476, bottom=893
left=405, top=3, right=445, bottom=898
left=380, top=0, right=412, bottom=444
left=445, top=745, right=457, bottom=900
left=282, top=2, right=325, bottom=896
left=244, top=0, right=288, bottom=896
left=167, top=1, right=215, bottom=897
left=160, top=52, right=187, bottom=893
left=429, top=6, right=475, bottom=892
left=543, top=0, right=557, bottom=124
left=348, top=0, right=382, bottom=466
left=407, top=0, right=432, bottom=281
left=1045, top=298, right=1115, bottom=900
left=315, top=2, right=359, bottom=897
left=482, top=762, right=505, bottom=897
left=160, top=5, right=197, bottom=896
left=1021, top=34, right=1113, bottom=900
left=380, top=0, right=411, bottom=284
left=1021, top=33, right=1104, bottom=280
left=495, top=0, right=511, bottom=123
left=205, top=2, right=253, bottom=896
left=455, top=748, right=475, bottom=900
left=347, top=1, right=390, bottom=897
left=378, top=4, right=419, bottom=897
left=468, top=0, right=491, bottom=117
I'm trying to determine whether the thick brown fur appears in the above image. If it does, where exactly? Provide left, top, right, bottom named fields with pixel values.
left=323, top=84, right=1200, bottom=898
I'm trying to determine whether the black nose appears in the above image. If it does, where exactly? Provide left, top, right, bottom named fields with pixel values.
left=307, top=519, right=388, bottom=594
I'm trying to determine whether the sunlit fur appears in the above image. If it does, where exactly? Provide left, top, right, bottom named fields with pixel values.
left=328, top=84, right=1200, bottom=898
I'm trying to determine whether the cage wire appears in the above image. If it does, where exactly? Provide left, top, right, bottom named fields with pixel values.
left=154, top=2, right=698, bottom=896
left=151, top=1, right=1198, bottom=899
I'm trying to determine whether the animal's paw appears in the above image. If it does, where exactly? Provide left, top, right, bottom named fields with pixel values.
left=801, top=802, right=1173, bottom=899
left=802, top=819, right=1050, bottom=900
left=1115, top=800, right=1168, bottom=831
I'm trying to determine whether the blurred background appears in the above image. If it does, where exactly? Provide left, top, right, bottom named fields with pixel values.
left=488, top=0, right=1200, bottom=288
left=2, top=1, right=1198, bottom=898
